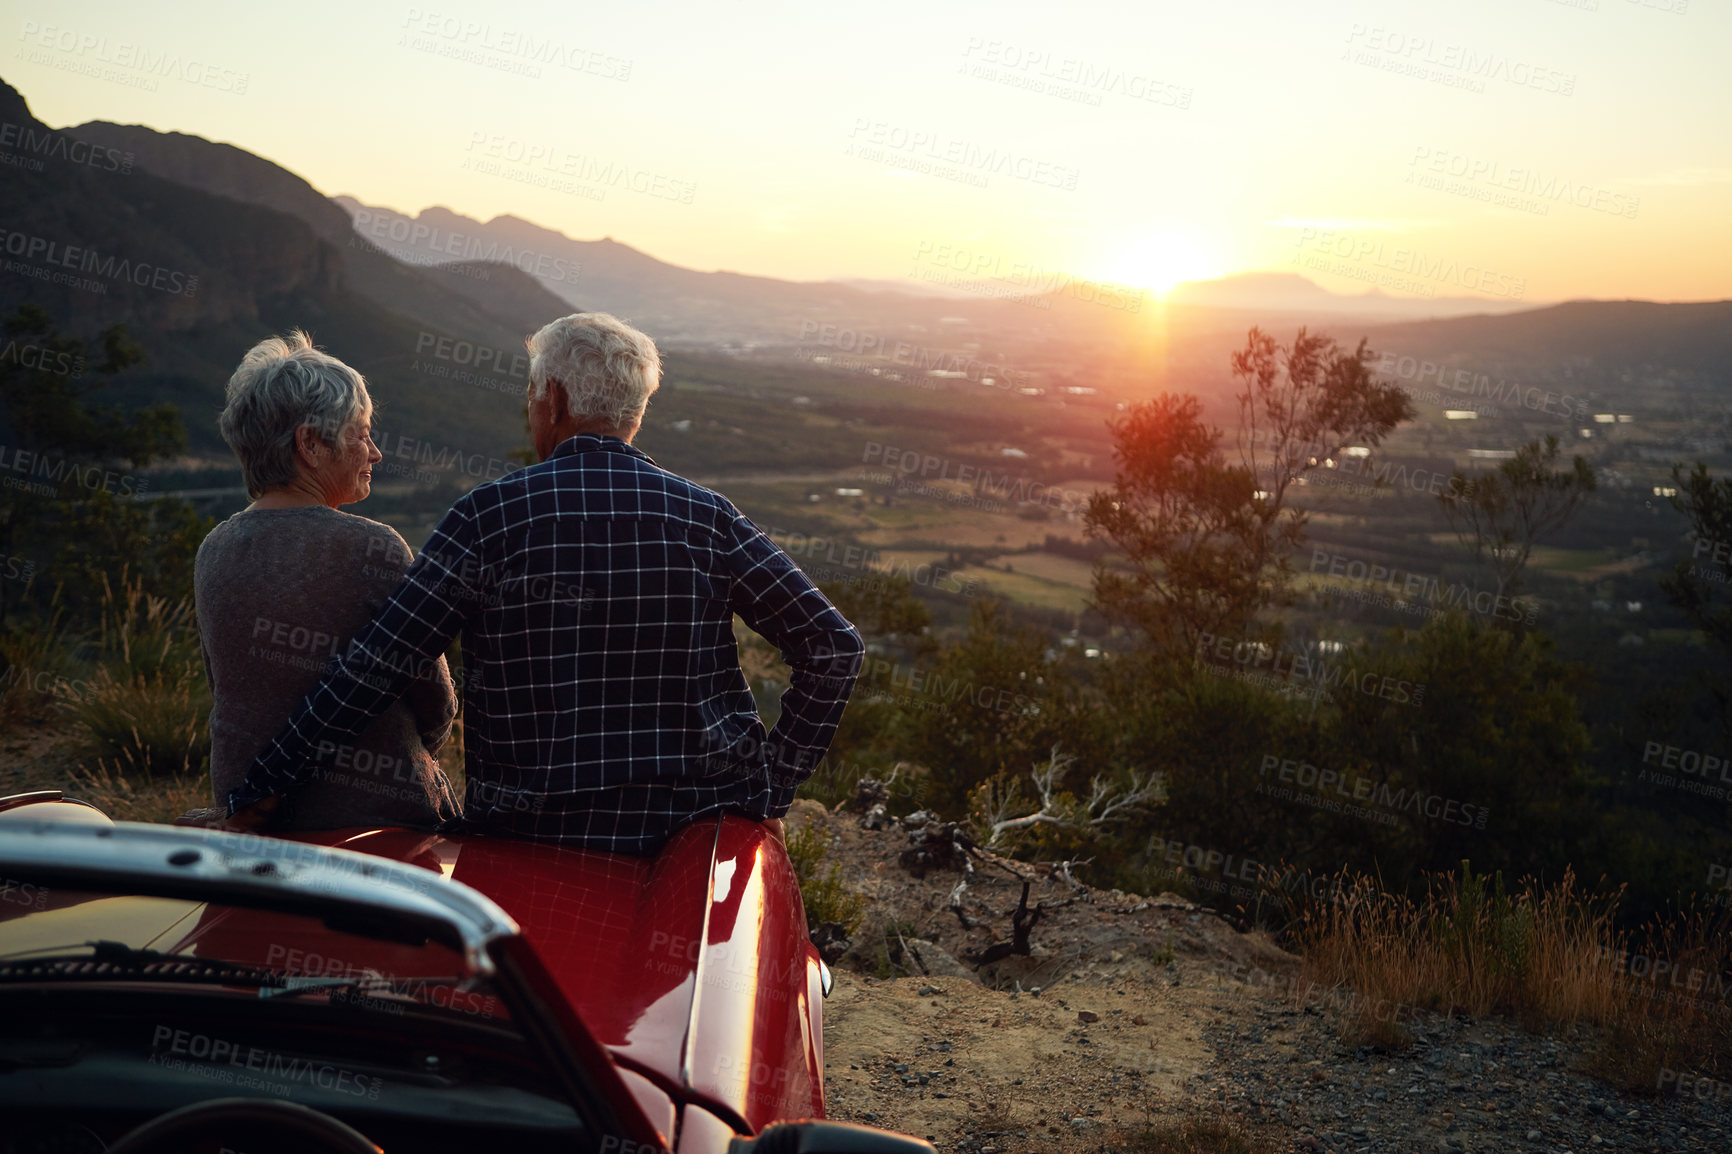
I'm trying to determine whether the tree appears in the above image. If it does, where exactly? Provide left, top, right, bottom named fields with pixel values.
left=1232, top=326, right=1416, bottom=587
left=820, top=571, right=933, bottom=643
left=1084, top=328, right=1413, bottom=660
left=1084, top=393, right=1262, bottom=656
left=1659, top=461, right=1732, bottom=739
left=1437, top=435, right=1596, bottom=601
left=0, top=304, right=199, bottom=624
left=1323, top=614, right=1594, bottom=882
left=1661, top=461, right=1732, bottom=653
left=974, top=743, right=1164, bottom=852
left=889, top=599, right=1091, bottom=817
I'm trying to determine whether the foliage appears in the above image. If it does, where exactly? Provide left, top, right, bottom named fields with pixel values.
left=67, top=574, right=210, bottom=778
left=70, top=762, right=208, bottom=824
left=1231, top=325, right=1415, bottom=582
left=786, top=818, right=866, bottom=935
left=1660, top=461, right=1732, bottom=738
left=1104, top=650, right=1322, bottom=878
left=821, top=571, right=934, bottom=642
left=0, top=600, right=79, bottom=726
left=1330, top=613, right=1594, bottom=882
left=882, top=599, right=1096, bottom=817
left=51, top=489, right=210, bottom=619
left=1098, top=611, right=1595, bottom=897
left=1289, top=863, right=1731, bottom=1087
left=0, top=304, right=208, bottom=626
left=1084, top=393, right=1261, bottom=657
left=1438, top=435, right=1597, bottom=599
left=1086, top=327, right=1412, bottom=662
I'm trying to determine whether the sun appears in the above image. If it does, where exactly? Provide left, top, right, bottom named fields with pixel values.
left=1096, top=227, right=1227, bottom=297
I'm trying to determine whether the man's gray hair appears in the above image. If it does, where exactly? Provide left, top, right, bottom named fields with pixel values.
left=527, top=312, right=660, bottom=430
left=219, top=330, right=371, bottom=498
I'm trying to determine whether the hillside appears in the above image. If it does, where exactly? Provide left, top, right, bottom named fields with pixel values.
left=65, top=120, right=575, bottom=348
left=0, top=79, right=550, bottom=457
left=1367, top=300, right=1732, bottom=378
left=791, top=801, right=1732, bottom=1154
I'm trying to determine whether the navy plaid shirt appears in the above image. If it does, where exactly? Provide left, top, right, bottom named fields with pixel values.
left=231, top=434, right=864, bottom=852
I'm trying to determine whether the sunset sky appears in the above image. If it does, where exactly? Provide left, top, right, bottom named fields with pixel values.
left=11, top=0, right=1729, bottom=303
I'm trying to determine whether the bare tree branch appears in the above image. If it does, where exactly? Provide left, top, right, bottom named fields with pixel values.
left=984, top=744, right=1166, bottom=849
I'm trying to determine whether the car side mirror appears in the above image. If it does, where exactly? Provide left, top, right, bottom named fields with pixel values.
left=728, top=1120, right=935, bottom=1154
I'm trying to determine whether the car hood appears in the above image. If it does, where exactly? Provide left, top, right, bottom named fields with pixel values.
left=292, top=823, right=708, bottom=1068
left=291, top=815, right=821, bottom=1132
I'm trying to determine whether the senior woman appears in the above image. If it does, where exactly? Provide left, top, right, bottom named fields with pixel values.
left=182, top=331, right=459, bottom=830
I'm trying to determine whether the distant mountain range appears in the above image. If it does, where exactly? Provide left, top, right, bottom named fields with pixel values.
left=330, top=200, right=1541, bottom=332
left=1166, top=272, right=1537, bottom=318
left=0, top=72, right=1724, bottom=467
left=327, top=198, right=979, bottom=346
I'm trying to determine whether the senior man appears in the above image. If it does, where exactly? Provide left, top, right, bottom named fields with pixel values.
left=224, top=312, right=864, bottom=851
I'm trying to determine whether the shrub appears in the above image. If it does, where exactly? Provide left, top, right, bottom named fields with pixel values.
left=786, top=818, right=866, bottom=936
left=73, top=664, right=210, bottom=779
left=1285, top=862, right=1732, bottom=1084
left=0, top=604, right=81, bottom=726
left=67, top=574, right=210, bottom=778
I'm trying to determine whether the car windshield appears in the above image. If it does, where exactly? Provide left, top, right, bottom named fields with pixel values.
left=0, top=878, right=590, bottom=1153
left=0, top=885, right=509, bottom=1023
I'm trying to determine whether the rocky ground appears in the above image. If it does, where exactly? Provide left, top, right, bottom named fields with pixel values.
left=791, top=800, right=1732, bottom=1154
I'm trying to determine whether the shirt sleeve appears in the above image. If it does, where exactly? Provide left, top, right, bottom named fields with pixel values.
left=227, top=500, right=484, bottom=815
left=719, top=511, right=865, bottom=814
left=360, top=524, right=458, bottom=756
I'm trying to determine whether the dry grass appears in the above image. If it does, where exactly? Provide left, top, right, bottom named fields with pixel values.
left=1578, top=903, right=1732, bottom=1093
left=1109, top=1115, right=1284, bottom=1154
left=69, top=762, right=208, bottom=824
left=0, top=605, right=81, bottom=727
left=66, top=574, right=209, bottom=778
left=1284, top=863, right=1732, bottom=1091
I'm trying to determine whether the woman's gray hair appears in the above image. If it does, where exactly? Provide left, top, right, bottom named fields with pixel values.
left=219, top=330, right=371, bottom=499
left=526, top=312, right=660, bottom=430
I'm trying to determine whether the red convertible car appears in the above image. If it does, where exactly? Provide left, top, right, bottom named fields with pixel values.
left=0, top=791, right=931, bottom=1154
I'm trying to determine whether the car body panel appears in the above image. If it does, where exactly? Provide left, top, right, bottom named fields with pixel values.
left=284, top=814, right=824, bottom=1130
left=685, top=816, right=825, bottom=1129
left=0, top=800, right=827, bottom=1144
left=618, top=1067, right=679, bottom=1148
left=677, top=1102, right=741, bottom=1154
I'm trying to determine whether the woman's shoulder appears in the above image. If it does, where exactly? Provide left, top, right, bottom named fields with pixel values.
left=198, top=507, right=413, bottom=568
left=319, top=507, right=412, bottom=552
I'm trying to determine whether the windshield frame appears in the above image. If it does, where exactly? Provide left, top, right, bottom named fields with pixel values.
left=0, top=814, right=672, bottom=1153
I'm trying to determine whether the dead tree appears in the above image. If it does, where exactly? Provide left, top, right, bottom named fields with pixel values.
left=981, top=744, right=1164, bottom=851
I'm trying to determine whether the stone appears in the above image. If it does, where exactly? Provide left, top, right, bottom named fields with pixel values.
left=810, top=921, right=852, bottom=965
left=904, top=938, right=980, bottom=983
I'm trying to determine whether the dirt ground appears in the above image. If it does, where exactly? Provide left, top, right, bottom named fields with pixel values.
left=821, top=965, right=1267, bottom=1152
left=790, top=799, right=1304, bottom=1152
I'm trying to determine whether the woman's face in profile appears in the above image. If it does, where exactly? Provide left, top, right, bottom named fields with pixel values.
left=312, top=413, right=383, bottom=506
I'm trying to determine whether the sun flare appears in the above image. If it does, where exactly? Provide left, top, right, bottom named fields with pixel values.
left=1097, top=227, right=1228, bottom=297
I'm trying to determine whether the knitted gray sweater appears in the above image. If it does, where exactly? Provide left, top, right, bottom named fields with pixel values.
left=194, top=505, right=460, bottom=830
